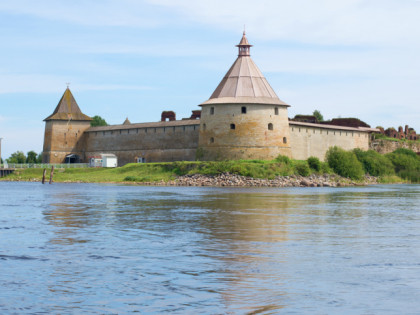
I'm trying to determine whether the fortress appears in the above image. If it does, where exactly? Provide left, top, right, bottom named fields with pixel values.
left=42, top=33, right=377, bottom=165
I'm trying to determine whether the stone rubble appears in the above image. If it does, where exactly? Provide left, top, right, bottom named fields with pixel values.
left=141, top=173, right=379, bottom=187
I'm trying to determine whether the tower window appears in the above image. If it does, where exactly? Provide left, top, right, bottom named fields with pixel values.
left=241, top=106, right=247, bottom=114
left=268, top=123, right=273, bottom=130
left=283, top=137, right=287, bottom=144
left=230, top=123, right=236, bottom=130
left=210, top=137, right=214, bottom=144
left=275, top=107, right=279, bottom=115
left=210, top=107, right=214, bottom=115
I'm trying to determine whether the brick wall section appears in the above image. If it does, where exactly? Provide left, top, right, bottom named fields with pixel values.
left=43, top=120, right=91, bottom=163
left=161, top=111, right=176, bottom=121
left=381, top=125, right=418, bottom=140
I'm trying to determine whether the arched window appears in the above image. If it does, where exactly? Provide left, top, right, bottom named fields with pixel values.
left=230, top=123, right=236, bottom=130
left=275, top=107, right=279, bottom=115
left=210, top=137, right=214, bottom=144
left=268, top=123, right=273, bottom=130
left=283, top=137, right=287, bottom=144
left=241, top=106, right=247, bottom=114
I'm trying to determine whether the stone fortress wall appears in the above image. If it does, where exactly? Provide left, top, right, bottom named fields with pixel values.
left=76, top=115, right=370, bottom=164
left=288, top=122, right=370, bottom=160
left=84, top=120, right=199, bottom=165
left=42, top=33, right=379, bottom=165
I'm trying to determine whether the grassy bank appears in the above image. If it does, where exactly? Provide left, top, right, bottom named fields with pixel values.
left=2, top=147, right=418, bottom=184
left=1, top=159, right=307, bottom=183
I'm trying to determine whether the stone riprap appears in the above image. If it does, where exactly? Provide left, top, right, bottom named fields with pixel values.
left=142, top=173, right=379, bottom=187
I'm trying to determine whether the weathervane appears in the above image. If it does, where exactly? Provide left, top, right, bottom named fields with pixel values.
left=66, top=82, right=70, bottom=88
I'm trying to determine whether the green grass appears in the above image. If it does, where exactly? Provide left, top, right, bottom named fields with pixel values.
left=1, top=163, right=177, bottom=183
left=1, top=159, right=305, bottom=183
left=2, top=147, right=419, bottom=184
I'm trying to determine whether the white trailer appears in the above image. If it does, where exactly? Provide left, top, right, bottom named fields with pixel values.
left=89, top=153, right=118, bottom=168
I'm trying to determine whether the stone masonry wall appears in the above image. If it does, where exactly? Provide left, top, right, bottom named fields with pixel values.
left=370, top=139, right=420, bottom=154
left=198, top=104, right=292, bottom=160
left=289, top=123, right=369, bottom=161
left=84, top=124, right=199, bottom=165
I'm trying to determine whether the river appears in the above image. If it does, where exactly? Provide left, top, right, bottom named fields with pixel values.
left=0, top=182, right=419, bottom=314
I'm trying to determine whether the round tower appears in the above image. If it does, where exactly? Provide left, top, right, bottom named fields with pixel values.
left=197, top=32, right=291, bottom=161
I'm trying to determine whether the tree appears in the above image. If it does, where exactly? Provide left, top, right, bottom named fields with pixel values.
left=7, top=151, right=26, bottom=164
left=36, top=153, right=43, bottom=163
left=313, top=110, right=324, bottom=122
left=26, top=150, right=38, bottom=163
left=91, top=115, right=108, bottom=127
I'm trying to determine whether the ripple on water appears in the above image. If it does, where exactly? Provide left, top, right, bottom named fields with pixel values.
left=0, top=183, right=419, bottom=314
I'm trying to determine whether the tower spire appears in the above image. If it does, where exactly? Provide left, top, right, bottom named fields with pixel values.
left=236, top=31, right=253, bottom=57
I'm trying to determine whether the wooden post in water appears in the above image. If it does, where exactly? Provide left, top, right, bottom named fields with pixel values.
left=49, top=166, right=54, bottom=184
left=42, top=169, right=46, bottom=184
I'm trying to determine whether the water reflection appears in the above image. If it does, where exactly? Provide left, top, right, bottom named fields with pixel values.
left=8, top=183, right=416, bottom=313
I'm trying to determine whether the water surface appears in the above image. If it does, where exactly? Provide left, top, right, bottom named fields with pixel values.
left=0, top=182, right=419, bottom=314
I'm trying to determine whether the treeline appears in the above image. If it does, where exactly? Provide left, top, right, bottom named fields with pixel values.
left=2, top=150, right=42, bottom=164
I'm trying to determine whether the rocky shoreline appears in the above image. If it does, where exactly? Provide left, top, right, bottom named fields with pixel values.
left=142, top=173, right=380, bottom=187
left=2, top=172, right=384, bottom=187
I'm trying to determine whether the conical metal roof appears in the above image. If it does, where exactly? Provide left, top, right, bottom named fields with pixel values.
left=201, top=33, right=289, bottom=106
left=44, top=88, right=92, bottom=121
left=237, top=31, right=252, bottom=47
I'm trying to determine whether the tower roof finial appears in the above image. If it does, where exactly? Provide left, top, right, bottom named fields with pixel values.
left=236, top=30, right=252, bottom=56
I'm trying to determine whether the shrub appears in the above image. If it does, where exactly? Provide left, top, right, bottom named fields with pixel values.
left=398, top=170, right=420, bottom=183
left=124, top=176, right=139, bottom=181
left=307, top=156, right=321, bottom=172
left=326, top=146, right=364, bottom=180
left=386, top=148, right=420, bottom=182
left=392, top=148, right=418, bottom=158
left=320, top=161, right=333, bottom=174
left=353, top=149, right=394, bottom=176
left=294, top=161, right=310, bottom=176
left=275, top=155, right=291, bottom=165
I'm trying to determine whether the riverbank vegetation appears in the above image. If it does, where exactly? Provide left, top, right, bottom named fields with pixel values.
left=1, top=147, right=418, bottom=184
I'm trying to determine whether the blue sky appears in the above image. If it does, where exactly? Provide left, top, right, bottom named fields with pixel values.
left=1, top=0, right=419, bottom=159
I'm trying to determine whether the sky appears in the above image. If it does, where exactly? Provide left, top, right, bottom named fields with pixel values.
left=0, top=0, right=419, bottom=159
